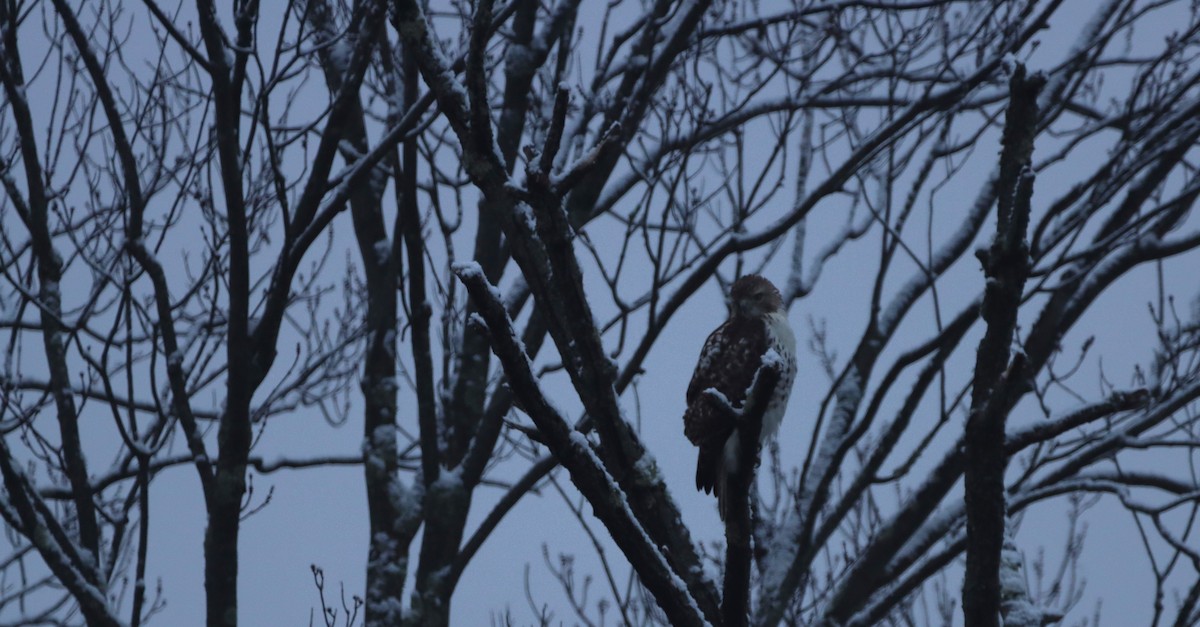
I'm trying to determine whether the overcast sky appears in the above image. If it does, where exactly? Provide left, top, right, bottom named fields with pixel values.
left=6, top=1, right=1200, bottom=625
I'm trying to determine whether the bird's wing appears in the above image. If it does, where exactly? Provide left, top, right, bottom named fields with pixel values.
left=686, top=321, right=730, bottom=406
left=683, top=318, right=768, bottom=445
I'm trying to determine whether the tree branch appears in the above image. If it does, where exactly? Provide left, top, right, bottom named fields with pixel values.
left=723, top=354, right=783, bottom=627
left=452, top=263, right=708, bottom=627
left=963, top=64, right=1044, bottom=627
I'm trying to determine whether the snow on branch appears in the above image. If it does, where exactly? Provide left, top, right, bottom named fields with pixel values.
left=963, top=64, right=1044, bottom=627
left=723, top=353, right=783, bottom=626
left=451, top=263, right=708, bottom=627
left=701, top=350, right=784, bottom=424
left=0, top=440, right=123, bottom=627
left=400, top=3, right=721, bottom=610
left=1000, top=529, right=1061, bottom=627
left=511, top=102, right=722, bottom=622
left=1005, top=389, right=1149, bottom=453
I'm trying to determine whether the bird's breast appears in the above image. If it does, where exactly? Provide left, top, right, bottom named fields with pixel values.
left=760, top=312, right=797, bottom=441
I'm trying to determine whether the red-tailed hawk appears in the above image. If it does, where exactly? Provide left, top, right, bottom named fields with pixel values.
left=683, top=275, right=796, bottom=519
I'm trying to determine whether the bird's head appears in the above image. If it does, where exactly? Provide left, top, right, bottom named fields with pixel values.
left=729, top=275, right=783, bottom=318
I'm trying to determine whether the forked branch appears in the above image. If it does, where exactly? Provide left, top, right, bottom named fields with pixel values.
left=452, top=262, right=708, bottom=627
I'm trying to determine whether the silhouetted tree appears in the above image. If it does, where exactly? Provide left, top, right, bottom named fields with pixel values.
left=2, top=1, right=1200, bottom=625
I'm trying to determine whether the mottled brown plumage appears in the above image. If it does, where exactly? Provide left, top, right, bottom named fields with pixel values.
left=683, top=275, right=796, bottom=518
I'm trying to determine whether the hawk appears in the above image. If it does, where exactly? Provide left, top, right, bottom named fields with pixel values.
left=683, top=275, right=796, bottom=519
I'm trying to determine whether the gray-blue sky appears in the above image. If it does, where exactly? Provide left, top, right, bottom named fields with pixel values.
left=4, top=0, right=1200, bottom=625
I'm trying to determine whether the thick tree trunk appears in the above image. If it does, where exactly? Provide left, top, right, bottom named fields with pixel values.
left=302, top=2, right=420, bottom=622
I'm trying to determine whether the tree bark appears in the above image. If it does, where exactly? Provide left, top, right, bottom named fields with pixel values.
left=721, top=361, right=779, bottom=627
left=962, top=64, right=1043, bottom=627
left=389, top=1, right=722, bottom=619
left=454, top=265, right=709, bottom=627
left=301, top=3, right=417, bottom=623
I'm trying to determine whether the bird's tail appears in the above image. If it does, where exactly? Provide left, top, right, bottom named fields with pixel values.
left=696, top=442, right=720, bottom=495
left=717, top=431, right=740, bottom=522
left=697, top=434, right=740, bottom=521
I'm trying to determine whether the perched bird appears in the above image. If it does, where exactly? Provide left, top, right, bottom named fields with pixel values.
left=682, top=275, right=796, bottom=519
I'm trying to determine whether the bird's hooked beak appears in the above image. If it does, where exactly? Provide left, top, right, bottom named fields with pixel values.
left=729, top=296, right=752, bottom=318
